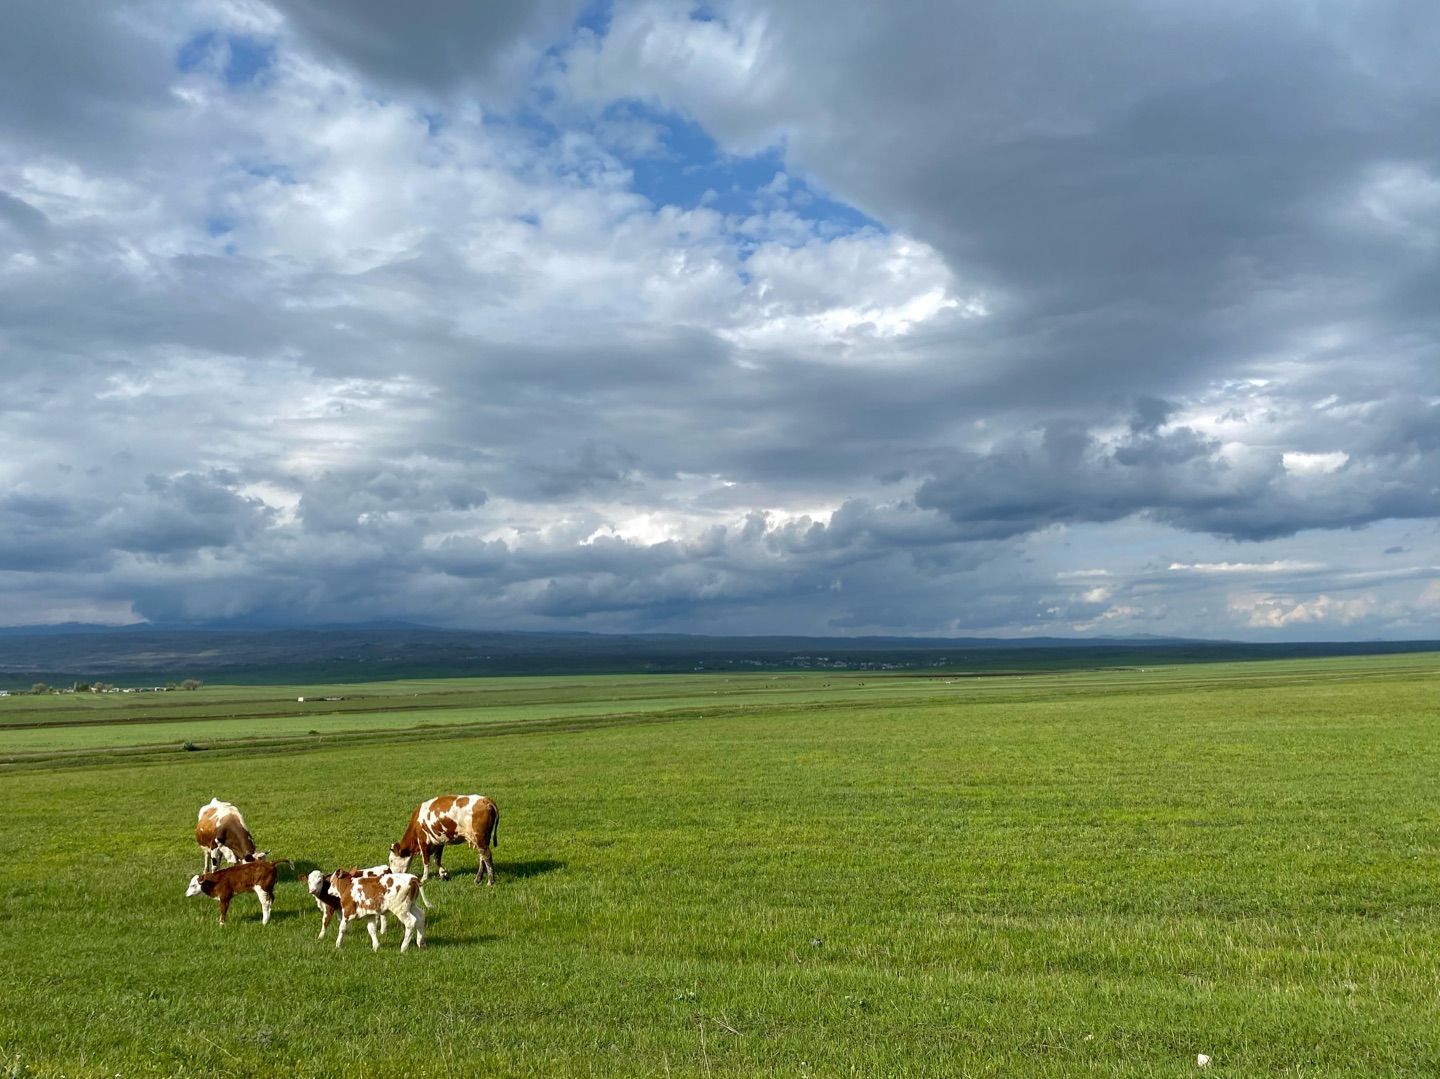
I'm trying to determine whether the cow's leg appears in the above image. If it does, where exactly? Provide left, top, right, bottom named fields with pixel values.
left=318, top=904, right=331, bottom=939
left=434, top=844, right=450, bottom=881
left=335, top=916, right=348, bottom=948
left=473, top=840, right=494, bottom=885
left=218, top=894, right=230, bottom=925
left=367, top=918, right=381, bottom=952
left=255, top=885, right=273, bottom=925
left=202, top=847, right=214, bottom=874
left=412, top=904, right=426, bottom=950
left=396, top=906, right=418, bottom=952
left=379, top=913, right=388, bottom=935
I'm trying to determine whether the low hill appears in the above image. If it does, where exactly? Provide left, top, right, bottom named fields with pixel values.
left=0, top=624, right=1436, bottom=688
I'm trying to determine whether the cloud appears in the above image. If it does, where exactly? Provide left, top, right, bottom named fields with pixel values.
left=1168, top=561, right=1326, bottom=575
left=1229, top=592, right=1378, bottom=629
left=271, top=0, right=584, bottom=99
left=0, top=0, right=1438, bottom=639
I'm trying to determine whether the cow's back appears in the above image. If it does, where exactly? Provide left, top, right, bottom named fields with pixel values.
left=196, top=798, right=254, bottom=858
left=195, top=798, right=232, bottom=846
left=419, top=794, right=495, bottom=845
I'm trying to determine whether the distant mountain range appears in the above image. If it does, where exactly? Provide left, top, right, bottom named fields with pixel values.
left=0, top=623, right=1436, bottom=687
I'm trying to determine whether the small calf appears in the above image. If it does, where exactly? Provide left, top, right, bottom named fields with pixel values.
left=304, top=865, right=394, bottom=940
left=185, top=859, right=289, bottom=925
left=328, top=870, right=428, bottom=952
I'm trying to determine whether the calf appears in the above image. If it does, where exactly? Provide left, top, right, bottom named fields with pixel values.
left=389, top=794, right=499, bottom=884
left=195, top=798, right=266, bottom=873
left=328, top=870, right=427, bottom=952
left=304, top=865, right=431, bottom=940
left=185, top=859, right=289, bottom=925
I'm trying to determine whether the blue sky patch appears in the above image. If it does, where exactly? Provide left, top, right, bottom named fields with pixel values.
left=573, top=0, right=614, bottom=38
left=617, top=109, right=880, bottom=237
left=178, top=31, right=275, bottom=87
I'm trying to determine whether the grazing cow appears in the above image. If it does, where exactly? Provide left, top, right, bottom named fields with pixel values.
left=328, top=870, right=427, bottom=952
left=195, top=798, right=266, bottom=872
left=185, top=859, right=290, bottom=925
left=389, top=794, right=499, bottom=884
left=304, top=866, right=431, bottom=940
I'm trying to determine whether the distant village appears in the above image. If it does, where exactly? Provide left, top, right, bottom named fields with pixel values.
left=693, top=655, right=944, bottom=671
left=0, top=679, right=204, bottom=697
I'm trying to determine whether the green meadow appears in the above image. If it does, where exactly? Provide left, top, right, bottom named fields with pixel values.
left=2, top=655, right=1438, bottom=1077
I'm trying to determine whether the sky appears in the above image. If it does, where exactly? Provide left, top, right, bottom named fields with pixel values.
left=1, top=0, right=1438, bottom=640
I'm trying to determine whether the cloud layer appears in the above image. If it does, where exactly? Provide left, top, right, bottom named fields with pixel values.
left=1, top=0, right=1437, bottom=639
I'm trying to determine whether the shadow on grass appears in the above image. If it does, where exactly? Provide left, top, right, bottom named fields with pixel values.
left=500, top=858, right=566, bottom=881
left=407, top=857, right=565, bottom=884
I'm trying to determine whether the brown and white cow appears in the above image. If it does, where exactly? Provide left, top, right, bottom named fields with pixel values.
left=328, top=870, right=427, bottom=951
left=304, top=865, right=431, bottom=940
left=185, top=859, right=289, bottom=925
left=388, top=794, right=499, bottom=884
left=195, top=798, right=266, bottom=872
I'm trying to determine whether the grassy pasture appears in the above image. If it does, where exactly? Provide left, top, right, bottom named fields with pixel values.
left=1, top=655, right=1439, bottom=1077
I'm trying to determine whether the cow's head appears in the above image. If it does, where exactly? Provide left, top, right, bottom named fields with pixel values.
left=387, top=843, right=412, bottom=874
left=304, top=869, right=327, bottom=896
left=184, top=874, right=215, bottom=898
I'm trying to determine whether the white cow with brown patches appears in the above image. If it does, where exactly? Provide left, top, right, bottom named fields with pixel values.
left=328, top=869, right=427, bottom=952
left=389, top=794, right=499, bottom=884
left=304, top=865, right=431, bottom=940
left=195, top=798, right=266, bottom=873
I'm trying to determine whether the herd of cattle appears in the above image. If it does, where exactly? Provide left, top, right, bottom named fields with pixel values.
left=183, top=794, right=500, bottom=952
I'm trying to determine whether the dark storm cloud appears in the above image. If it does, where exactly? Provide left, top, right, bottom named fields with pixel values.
left=104, top=472, right=276, bottom=556
left=0, top=191, right=49, bottom=244
left=0, top=1, right=177, bottom=159
left=564, top=0, right=1440, bottom=534
left=0, top=472, right=272, bottom=574
left=296, top=465, right=487, bottom=534
left=271, top=0, right=585, bottom=97
left=522, top=443, right=642, bottom=500
left=915, top=401, right=1440, bottom=542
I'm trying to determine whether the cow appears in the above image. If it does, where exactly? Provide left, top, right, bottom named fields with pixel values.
left=304, top=866, right=432, bottom=940
left=195, top=798, right=266, bottom=873
left=328, top=870, right=427, bottom=952
left=185, top=859, right=290, bottom=925
left=388, top=794, right=499, bottom=885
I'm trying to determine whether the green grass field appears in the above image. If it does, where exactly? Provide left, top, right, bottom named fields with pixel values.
left=2, top=655, right=1438, bottom=1077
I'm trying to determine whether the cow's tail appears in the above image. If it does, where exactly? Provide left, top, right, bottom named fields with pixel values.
left=273, top=857, right=296, bottom=877
left=417, top=885, right=434, bottom=909
left=489, top=803, right=500, bottom=849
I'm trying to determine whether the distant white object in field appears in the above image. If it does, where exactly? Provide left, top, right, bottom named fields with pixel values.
left=1197, top=1053, right=1212, bottom=1068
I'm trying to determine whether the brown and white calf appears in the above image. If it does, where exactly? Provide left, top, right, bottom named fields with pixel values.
left=327, top=870, right=427, bottom=952
left=185, top=859, right=288, bottom=925
left=304, top=865, right=431, bottom=940
left=195, top=798, right=266, bottom=873
left=389, top=794, right=499, bottom=884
